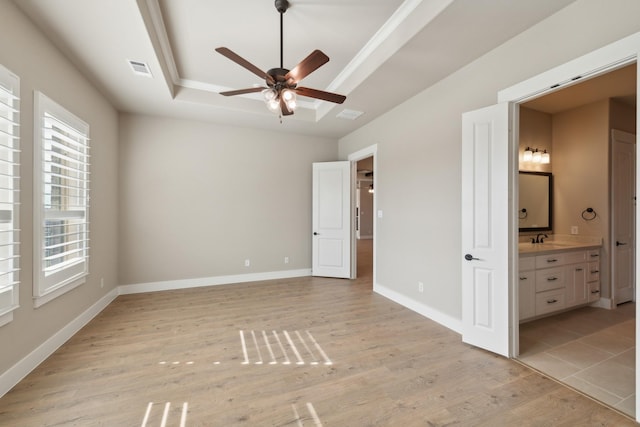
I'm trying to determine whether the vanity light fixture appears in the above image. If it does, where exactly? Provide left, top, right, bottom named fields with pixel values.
left=522, top=147, right=550, bottom=164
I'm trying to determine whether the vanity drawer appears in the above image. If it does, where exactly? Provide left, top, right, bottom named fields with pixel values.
left=535, top=253, right=566, bottom=269
left=588, top=249, right=600, bottom=261
left=588, top=261, right=600, bottom=282
left=535, top=267, right=565, bottom=292
left=535, top=251, right=585, bottom=268
left=519, top=256, right=535, bottom=271
left=536, top=289, right=566, bottom=315
left=588, top=281, right=601, bottom=302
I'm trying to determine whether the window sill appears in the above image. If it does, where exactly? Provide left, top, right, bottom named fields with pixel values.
left=0, top=310, right=15, bottom=328
left=33, top=275, right=86, bottom=308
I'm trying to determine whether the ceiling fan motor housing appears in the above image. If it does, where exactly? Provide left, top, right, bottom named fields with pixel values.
left=275, top=0, right=289, bottom=14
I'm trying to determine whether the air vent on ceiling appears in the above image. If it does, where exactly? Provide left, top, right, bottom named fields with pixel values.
left=336, top=109, right=364, bottom=120
left=128, top=60, right=152, bottom=77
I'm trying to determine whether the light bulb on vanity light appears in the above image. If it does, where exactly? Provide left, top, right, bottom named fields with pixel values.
left=532, top=149, right=542, bottom=163
left=541, top=149, right=550, bottom=164
left=523, top=147, right=533, bottom=162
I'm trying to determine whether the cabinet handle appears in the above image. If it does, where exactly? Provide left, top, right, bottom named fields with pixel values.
left=575, top=268, right=583, bottom=272
left=590, top=254, right=599, bottom=258
left=591, top=290, right=600, bottom=294
left=519, top=277, right=527, bottom=280
left=591, top=270, right=599, bottom=274
left=547, top=299, right=558, bottom=304
left=547, top=277, right=558, bottom=281
left=546, top=258, right=558, bottom=263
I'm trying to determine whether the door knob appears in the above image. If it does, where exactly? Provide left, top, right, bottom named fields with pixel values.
left=464, top=254, right=479, bottom=261
left=616, top=241, right=627, bottom=246
left=313, top=232, right=320, bottom=236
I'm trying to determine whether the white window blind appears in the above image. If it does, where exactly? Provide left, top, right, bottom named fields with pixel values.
left=0, top=65, right=20, bottom=327
left=34, top=92, right=89, bottom=307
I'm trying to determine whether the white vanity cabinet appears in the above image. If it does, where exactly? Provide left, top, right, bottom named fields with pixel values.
left=519, top=247, right=600, bottom=321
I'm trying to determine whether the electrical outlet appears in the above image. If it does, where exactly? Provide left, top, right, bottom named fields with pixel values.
left=418, top=282, right=424, bottom=293
left=571, top=226, right=578, bottom=235
left=244, top=259, right=250, bottom=267
left=100, top=278, right=104, bottom=288
left=284, top=256, right=289, bottom=264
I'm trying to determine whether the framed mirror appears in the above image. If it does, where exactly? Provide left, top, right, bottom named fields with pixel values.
left=518, top=171, right=552, bottom=232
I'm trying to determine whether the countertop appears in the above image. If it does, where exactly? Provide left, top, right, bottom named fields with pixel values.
left=519, top=240, right=601, bottom=255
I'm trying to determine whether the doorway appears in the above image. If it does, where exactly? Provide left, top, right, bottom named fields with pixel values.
left=356, top=157, right=374, bottom=284
left=515, top=64, right=637, bottom=417
left=348, top=145, right=377, bottom=287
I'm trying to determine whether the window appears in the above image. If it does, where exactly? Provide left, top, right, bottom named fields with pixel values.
left=33, top=92, right=90, bottom=307
left=0, top=65, right=20, bottom=327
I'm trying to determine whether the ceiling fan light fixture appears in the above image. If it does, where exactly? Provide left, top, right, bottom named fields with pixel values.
left=268, top=98, right=280, bottom=111
left=262, top=88, right=277, bottom=101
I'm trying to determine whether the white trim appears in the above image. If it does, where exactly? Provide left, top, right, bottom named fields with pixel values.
left=119, top=269, right=311, bottom=295
left=33, top=276, right=85, bottom=308
left=0, top=288, right=118, bottom=399
left=33, top=92, right=90, bottom=305
left=498, top=32, right=640, bottom=104
left=144, top=0, right=180, bottom=87
left=591, top=297, right=613, bottom=310
left=317, top=0, right=454, bottom=120
left=348, top=144, right=378, bottom=282
left=374, top=282, right=462, bottom=334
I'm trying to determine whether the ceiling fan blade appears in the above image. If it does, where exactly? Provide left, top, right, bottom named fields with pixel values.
left=280, top=97, right=294, bottom=116
left=295, top=87, right=346, bottom=104
left=285, top=50, right=329, bottom=84
left=215, top=47, right=275, bottom=85
left=219, top=87, right=265, bottom=97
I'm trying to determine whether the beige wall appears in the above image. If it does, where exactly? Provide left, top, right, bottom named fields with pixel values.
left=338, top=0, right=640, bottom=322
left=118, top=114, right=338, bottom=286
left=552, top=100, right=611, bottom=296
left=0, top=2, right=119, bottom=372
left=519, top=107, right=552, bottom=173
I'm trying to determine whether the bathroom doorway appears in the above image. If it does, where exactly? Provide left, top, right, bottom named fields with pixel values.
left=516, top=63, right=637, bottom=417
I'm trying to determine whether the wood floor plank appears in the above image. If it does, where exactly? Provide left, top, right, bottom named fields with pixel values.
left=0, top=241, right=635, bottom=425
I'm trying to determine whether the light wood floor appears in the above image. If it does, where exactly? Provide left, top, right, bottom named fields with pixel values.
left=0, top=240, right=635, bottom=426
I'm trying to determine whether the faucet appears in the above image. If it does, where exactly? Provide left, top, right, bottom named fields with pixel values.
left=531, top=233, right=548, bottom=244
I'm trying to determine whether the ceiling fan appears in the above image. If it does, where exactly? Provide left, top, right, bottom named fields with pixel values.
left=215, top=0, right=346, bottom=117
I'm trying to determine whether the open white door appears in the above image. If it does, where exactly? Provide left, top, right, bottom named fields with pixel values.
left=461, top=103, right=511, bottom=357
left=611, top=129, right=636, bottom=304
left=312, top=161, right=351, bottom=278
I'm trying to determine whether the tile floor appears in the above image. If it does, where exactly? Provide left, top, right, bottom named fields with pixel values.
left=519, top=303, right=635, bottom=417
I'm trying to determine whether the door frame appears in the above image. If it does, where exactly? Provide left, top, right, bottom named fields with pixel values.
left=497, top=31, right=640, bottom=420
left=348, top=144, right=378, bottom=282
left=611, top=129, right=637, bottom=305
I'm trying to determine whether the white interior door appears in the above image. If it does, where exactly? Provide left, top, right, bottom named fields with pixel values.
left=612, top=129, right=636, bottom=304
left=461, top=103, right=511, bottom=357
left=312, top=161, right=351, bottom=278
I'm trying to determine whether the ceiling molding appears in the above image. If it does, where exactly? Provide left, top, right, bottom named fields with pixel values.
left=318, top=0, right=454, bottom=120
left=144, top=0, right=181, bottom=90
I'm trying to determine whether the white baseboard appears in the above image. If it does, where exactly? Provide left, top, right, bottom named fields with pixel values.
left=119, top=269, right=312, bottom=295
left=0, top=288, right=119, bottom=398
left=374, top=283, right=462, bottom=334
left=591, top=297, right=613, bottom=309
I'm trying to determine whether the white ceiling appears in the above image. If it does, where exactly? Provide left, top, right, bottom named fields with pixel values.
left=13, top=0, right=578, bottom=139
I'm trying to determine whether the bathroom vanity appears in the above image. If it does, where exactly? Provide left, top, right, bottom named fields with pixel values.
left=519, top=242, right=601, bottom=321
